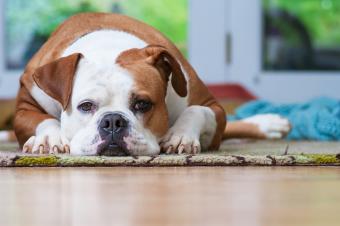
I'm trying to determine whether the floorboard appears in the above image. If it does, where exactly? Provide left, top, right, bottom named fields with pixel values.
left=0, top=167, right=339, bottom=226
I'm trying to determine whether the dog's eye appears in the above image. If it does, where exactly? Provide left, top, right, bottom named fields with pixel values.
left=77, top=101, right=97, bottom=113
left=132, top=100, right=153, bottom=113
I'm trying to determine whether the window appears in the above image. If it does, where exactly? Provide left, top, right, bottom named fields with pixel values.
left=5, top=0, right=188, bottom=70
left=227, top=0, right=340, bottom=102
left=263, top=0, right=340, bottom=71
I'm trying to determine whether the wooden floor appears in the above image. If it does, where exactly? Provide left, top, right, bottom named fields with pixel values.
left=0, top=167, right=339, bottom=226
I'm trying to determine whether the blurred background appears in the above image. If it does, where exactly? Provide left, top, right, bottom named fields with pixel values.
left=0, top=0, right=340, bottom=104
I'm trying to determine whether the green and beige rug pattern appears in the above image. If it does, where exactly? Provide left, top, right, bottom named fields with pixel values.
left=1, top=140, right=339, bottom=167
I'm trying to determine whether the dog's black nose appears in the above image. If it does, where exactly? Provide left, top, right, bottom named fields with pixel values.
left=99, top=112, right=128, bottom=134
left=97, top=112, right=130, bottom=156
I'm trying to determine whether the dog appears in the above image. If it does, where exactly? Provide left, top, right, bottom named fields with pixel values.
left=11, top=13, right=290, bottom=156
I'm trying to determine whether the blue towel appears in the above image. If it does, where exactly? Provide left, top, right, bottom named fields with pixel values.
left=228, top=97, right=340, bottom=141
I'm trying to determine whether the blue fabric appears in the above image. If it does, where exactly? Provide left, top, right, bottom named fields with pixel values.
left=228, top=97, right=340, bottom=141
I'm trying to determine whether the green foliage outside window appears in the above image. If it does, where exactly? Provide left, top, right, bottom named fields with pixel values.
left=263, top=0, right=340, bottom=48
left=5, top=0, right=188, bottom=68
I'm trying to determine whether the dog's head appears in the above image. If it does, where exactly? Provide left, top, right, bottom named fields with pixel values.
left=33, top=45, right=187, bottom=156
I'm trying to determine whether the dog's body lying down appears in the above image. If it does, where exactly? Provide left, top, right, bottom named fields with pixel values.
left=10, top=13, right=290, bottom=156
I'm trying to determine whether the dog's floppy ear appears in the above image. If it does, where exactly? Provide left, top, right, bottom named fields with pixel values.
left=143, top=45, right=187, bottom=97
left=33, top=53, right=83, bottom=110
left=117, top=45, right=187, bottom=97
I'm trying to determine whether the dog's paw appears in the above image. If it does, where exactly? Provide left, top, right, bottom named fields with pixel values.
left=23, top=133, right=70, bottom=154
left=160, top=131, right=201, bottom=155
left=242, top=114, right=291, bottom=139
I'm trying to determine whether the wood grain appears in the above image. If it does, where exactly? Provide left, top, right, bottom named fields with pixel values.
left=0, top=167, right=339, bottom=226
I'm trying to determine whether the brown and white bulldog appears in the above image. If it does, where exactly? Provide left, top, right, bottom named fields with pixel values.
left=13, top=13, right=290, bottom=156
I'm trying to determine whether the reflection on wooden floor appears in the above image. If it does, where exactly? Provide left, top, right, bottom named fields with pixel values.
left=0, top=167, right=339, bottom=226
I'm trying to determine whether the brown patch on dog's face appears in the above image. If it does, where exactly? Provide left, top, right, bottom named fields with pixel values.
left=117, top=47, right=174, bottom=138
left=117, top=45, right=187, bottom=97
left=127, top=63, right=169, bottom=137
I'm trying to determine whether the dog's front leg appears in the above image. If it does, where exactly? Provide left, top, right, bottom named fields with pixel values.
left=15, top=110, right=70, bottom=155
left=14, top=88, right=70, bottom=154
left=23, top=119, right=70, bottom=154
left=160, top=105, right=217, bottom=154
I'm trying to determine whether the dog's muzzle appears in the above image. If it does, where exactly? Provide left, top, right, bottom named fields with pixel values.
left=97, top=112, right=129, bottom=156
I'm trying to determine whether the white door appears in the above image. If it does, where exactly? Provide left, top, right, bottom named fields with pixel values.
left=188, top=0, right=228, bottom=83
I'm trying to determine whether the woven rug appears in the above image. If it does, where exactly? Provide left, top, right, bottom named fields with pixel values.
left=1, top=140, right=340, bottom=167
